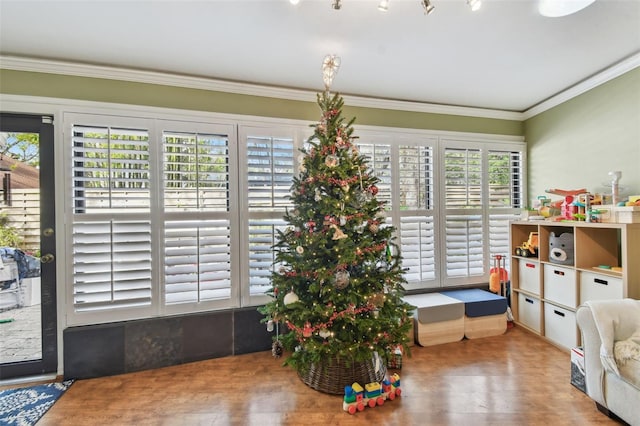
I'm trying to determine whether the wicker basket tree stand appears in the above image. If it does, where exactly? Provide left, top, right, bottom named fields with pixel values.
left=298, top=351, right=387, bottom=395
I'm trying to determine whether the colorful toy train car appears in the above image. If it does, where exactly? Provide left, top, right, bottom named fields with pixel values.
left=342, top=373, right=401, bottom=414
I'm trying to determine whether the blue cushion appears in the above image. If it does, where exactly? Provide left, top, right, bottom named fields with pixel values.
left=440, top=289, right=507, bottom=317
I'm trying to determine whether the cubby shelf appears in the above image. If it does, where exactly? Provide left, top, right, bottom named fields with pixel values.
left=509, top=221, right=640, bottom=350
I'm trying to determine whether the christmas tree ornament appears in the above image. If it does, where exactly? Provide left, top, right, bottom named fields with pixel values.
left=322, top=54, right=341, bottom=90
left=284, top=290, right=299, bottom=306
left=267, top=319, right=274, bottom=332
left=334, top=270, right=350, bottom=289
left=299, top=163, right=307, bottom=173
left=303, top=322, right=313, bottom=338
left=370, top=293, right=386, bottom=307
left=372, top=309, right=380, bottom=318
left=341, top=183, right=350, bottom=192
left=325, top=154, right=339, bottom=168
left=272, top=340, right=283, bottom=358
left=369, top=223, right=379, bottom=234
left=315, top=188, right=322, bottom=201
left=296, top=245, right=304, bottom=254
left=340, top=216, right=347, bottom=226
left=319, top=328, right=331, bottom=339
left=331, top=224, right=348, bottom=240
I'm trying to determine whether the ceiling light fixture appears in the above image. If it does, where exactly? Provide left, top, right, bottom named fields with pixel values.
left=289, top=0, right=300, bottom=5
left=467, top=0, right=481, bottom=12
left=332, top=0, right=342, bottom=10
left=538, top=0, right=595, bottom=17
left=378, top=0, right=390, bottom=12
left=421, top=0, right=435, bottom=15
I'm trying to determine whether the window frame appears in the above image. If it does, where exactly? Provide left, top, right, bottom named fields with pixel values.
left=61, top=109, right=525, bottom=327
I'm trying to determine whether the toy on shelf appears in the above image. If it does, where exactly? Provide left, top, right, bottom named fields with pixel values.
left=343, top=373, right=401, bottom=414
left=549, top=232, right=574, bottom=265
left=514, top=232, right=539, bottom=258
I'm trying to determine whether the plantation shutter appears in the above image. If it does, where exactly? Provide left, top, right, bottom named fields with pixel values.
left=245, top=134, right=295, bottom=298
left=398, top=144, right=436, bottom=286
left=162, top=130, right=234, bottom=306
left=357, top=143, right=392, bottom=208
left=443, top=147, right=484, bottom=278
left=488, top=149, right=525, bottom=270
left=71, top=125, right=152, bottom=312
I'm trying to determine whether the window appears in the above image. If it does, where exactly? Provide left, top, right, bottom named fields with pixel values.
left=162, top=128, right=236, bottom=309
left=70, top=122, right=153, bottom=314
left=397, top=142, right=437, bottom=288
left=64, top=111, right=524, bottom=326
left=239, top=127, right=296, bottom=306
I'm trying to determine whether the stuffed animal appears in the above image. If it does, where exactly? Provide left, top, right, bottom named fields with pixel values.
left=548, top=232, right=574, bottom=265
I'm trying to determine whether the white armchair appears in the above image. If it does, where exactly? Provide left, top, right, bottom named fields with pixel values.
left=576, top=299, right=640, bottom=425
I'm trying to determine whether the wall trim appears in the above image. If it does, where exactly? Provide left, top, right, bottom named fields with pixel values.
left=523, top=52, right=640, bottom=119
left=3, top=53, right=638, bottom=123
left=0, top=55, right=522, bottom=121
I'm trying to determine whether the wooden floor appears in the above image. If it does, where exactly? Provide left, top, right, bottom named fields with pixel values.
left=26, top=326, right=621, bottom=425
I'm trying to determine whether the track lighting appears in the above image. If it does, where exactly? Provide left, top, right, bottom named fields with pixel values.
left=421, top=0, right=435, bottom=15
left=378, top=0, right=389, bottom=12
left=467, top=0, right=481, bottom=11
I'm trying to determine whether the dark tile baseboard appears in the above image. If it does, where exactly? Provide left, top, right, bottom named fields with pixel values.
left=63, top=307, right=272, bottom=379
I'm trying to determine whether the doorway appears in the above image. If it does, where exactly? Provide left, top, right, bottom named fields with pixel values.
left=0, top=113, right=57, bottom=380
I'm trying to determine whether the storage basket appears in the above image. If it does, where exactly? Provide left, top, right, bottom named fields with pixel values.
left=298, top=351, right=387, bottom=394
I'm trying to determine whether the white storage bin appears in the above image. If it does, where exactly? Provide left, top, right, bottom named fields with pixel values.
left=518, top=293, right=541, bottom=333
left=580, top=271, right=623, bottom=303
left=544, top=264, right=577, bottom=308
left=544, top=302, right=577, bottom=349
left=518, top=260, right=540, bottom=295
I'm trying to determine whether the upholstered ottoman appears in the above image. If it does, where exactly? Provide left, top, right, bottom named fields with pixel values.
left=404, top=293, right=465, bottom=346
left=441, top=289, right=508, bottom=339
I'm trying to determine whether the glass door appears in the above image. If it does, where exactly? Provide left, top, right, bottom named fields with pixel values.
left=0, top=113, right=57, bottom=380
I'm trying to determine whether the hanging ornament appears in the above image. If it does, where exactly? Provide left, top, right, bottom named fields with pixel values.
left=369, top=223, right=379, bottom=234
left=369, top=185, right=379, bottom=196
left=339, top=216, right=347, bottom=226
left=319, top=328, right=331, bottom=339
left=303, top=322, right=313, bottom=338
left=372, top=309, right=380, bottom=318
left=331, top=224, right=348, bottom=240
left=335, top=270, right=350, bottom=289
left=370, top=292, right=386, bottom=308
left=272, top=340, right=283, bottom=358
left=325, top=154, right=339, bottom=168
left=341, top=183, right=350, bottom=192
left=272, top=321, right=283, bottom=358
left=299, top=163, right=307, bottom=173
left=284, top=290, right=299, bottom=306
left=296, top=246, right=305, bottom=254
left=267, top=319, right=274, bottom=332
left=314, top=188, right=322, bottom=202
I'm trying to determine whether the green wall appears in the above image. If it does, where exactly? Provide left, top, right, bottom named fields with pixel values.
left=0, top=69, right=522, bottom=136
left=525, top=67, right=640, bottom=207
left=5, top=66, right=638, bottom=208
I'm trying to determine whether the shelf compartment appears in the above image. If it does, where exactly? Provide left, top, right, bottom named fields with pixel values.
left=544, top=264, right=577, bottom=309
left=579, top=271, right=623, bottom=303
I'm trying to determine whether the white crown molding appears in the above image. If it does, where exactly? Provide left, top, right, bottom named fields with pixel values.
left=4, top=54, right=637, bottom=122
left=0, top=55, right=523, bottom=121
left=523, top=52, right=640, bottom=119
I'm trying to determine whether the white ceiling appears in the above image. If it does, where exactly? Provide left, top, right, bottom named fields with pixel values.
left=1, top=0, right=639, bottom=112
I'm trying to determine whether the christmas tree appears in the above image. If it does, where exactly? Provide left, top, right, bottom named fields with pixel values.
left=259, top=56, right=414, bottom=393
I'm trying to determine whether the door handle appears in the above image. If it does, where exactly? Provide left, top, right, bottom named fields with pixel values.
left=41, top=253, right=55, bottom=264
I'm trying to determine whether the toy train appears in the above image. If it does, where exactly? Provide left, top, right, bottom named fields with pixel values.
left=342, top=373, right=401, bottom=414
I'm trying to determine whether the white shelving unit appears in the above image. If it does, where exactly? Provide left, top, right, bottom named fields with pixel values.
left=509, top=221, right=640, bottom=350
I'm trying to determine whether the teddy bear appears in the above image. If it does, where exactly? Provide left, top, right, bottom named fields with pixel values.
left=548, top=232, right=574, bottom=265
